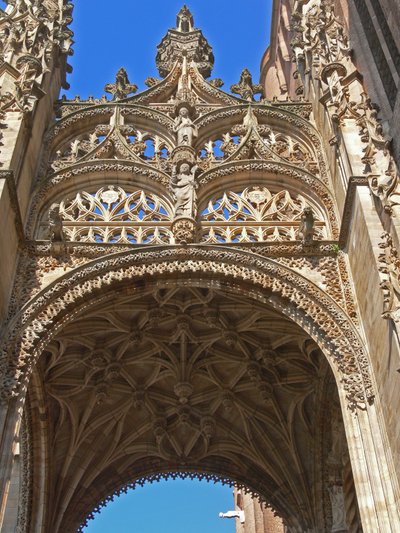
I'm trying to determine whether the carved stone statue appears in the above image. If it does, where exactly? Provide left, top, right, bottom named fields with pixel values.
left=173, top=106, right=198, bottom=146
left=48, top=203, right=64, bottom=242
left=299, top=206, right=315, bottom=244
left=171, top=163, right=197, bottom=218
left=328, top=485, right=348, bottom=532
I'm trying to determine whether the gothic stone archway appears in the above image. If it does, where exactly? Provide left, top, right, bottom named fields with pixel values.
left=0, top=247, right=396, bottom=532
left=27, top=276, right=355, bottom=531
left=1, top=2, right=400, bottom=532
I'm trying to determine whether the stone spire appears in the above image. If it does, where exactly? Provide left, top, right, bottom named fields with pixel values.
left=156, top=5, right=214, bottom=78
left=176, top=4, right=194, bottom=32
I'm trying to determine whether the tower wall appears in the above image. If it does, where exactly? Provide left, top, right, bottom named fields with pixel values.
left=234, top=490, right=285, bottom=533
left=0, top=0, right=72, bottom=321
left=261, top=0, right=400, bottom=482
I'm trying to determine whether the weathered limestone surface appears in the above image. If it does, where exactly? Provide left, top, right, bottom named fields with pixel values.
left=0, top=2, right=399, bottom=532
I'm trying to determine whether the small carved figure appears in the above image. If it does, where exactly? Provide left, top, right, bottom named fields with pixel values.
left=171, top=163, right=197, bottom=218
left=378, top=232, right=400, bottom=320
left=370, top=163, right=400, bottom=213
left=209, top=78, right=224, bottom=88
left=48, top=203, right=64, bottom=242
left=219, top=510, right=245, bottom=524
left=144, top=76, right=161, bottom=88
left=328, top=485, right=347, bottom=532
left=299, top=206, right=315, bottom=244
left=173, top=106, right=198, bottom=146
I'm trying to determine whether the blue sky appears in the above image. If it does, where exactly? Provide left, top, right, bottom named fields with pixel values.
left=0, top=1, right=272, bottom=530
left=84, top=478, right=237, bottom=532
left=63, top=0, right=272, bottom=99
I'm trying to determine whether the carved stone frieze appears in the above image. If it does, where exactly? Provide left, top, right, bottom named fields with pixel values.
left=15, top=409, right=33, bottom=533
left=291, top=0, right=400, bottom=218
left=0, top=0, right=73, bottom=115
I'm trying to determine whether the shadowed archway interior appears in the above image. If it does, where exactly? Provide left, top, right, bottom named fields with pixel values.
left=26, top=285, right=358, bottom=532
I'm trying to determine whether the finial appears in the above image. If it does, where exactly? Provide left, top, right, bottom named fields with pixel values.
left=176, top=5, right=194, bottom=32
left=104, top=68, right=138, bottom=101
left=156, top=7, right=214, bottom=78
left=230, top=68, right=264, bottom=101
left=243, top=106, right=259, bottom=130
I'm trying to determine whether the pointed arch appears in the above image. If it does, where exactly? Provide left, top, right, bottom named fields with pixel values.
left=0, top=246, right=372, bottom=407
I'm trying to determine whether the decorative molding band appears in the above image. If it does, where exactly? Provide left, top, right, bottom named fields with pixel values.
left=28, top=240, right=340, bottom=259
left=1, top=246, right=373, bottom=409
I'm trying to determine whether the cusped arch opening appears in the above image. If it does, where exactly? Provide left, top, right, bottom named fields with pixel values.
left=79, top=472, right=279, bottom=533
left=81, top=474, right=256, bottom=533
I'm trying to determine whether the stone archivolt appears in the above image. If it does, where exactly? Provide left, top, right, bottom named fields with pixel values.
left=33, top=286, right=334, bottom=531
left=1, top=247, right=372, bottom=410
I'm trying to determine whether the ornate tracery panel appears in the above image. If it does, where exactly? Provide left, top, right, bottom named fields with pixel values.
left=200, top=186, right=328, bottom=243
left=38, top=186, right=174, bottom=244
